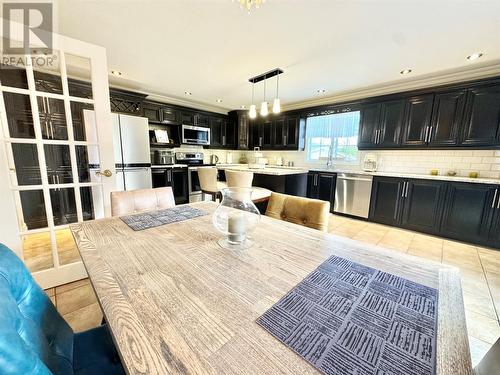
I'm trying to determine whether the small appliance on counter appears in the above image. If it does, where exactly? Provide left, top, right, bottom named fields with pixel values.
left=226, top=152, right=233, bottom=164
left=363, top=153, right=378, bottom=172
left=153, top=149, right=174, bottom=165
left=210, top=154, right=219, bottom=164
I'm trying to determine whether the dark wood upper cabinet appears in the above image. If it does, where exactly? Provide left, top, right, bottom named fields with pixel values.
left=378, top=99, right=405, bottom=147
left=180, top=111, right=195, bottom=125
left=400, top=179, right=446, bottom=234
left=160, top=107, right=178, bottom=124
left=231, top=110, right=250, bottom=150
left=369, top=176, right=404, bottom=226
left=273, top=118, right=285, bottom=148
left=400, top=94, right=434, bottom=147
left=261, top=119, right=273, bottom=148
left=428, top=90, right=466, bottom=146
left=210, top=117, right=223, bottom=148
left=143, top=102, right=162, bottom=123
left=285, top=117, right=300, bottom=149
left=358, top=103, right=381, bottom=148
left=440, top=182, right=497, bottom=244
left=460, top=85, right=500, bottom=146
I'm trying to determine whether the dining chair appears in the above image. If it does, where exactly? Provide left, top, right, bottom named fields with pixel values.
left=0, top=243, right=124, bottom=375
left=111, top=186, right=175, bottom=216
left=224, top=169, right=272, bottom=203
left=197, top=167, right=227, bottom=202
left=265, top=192, right=330, bottom=232
left=474, top=337, right=500, bottom=374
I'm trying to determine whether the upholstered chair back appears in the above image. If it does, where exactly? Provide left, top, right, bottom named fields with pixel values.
left=225, top=170, right=254, bottom=188
left=265, top=192, right=330, bottom=232
left=197, top=167, right=219, bottom=192
left=0, top=243, right=74, bottom=375
left=111, top=187, right=175, bottom=216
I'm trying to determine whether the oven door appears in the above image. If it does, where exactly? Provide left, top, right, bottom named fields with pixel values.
left=182, top=125, right=210, bottom=145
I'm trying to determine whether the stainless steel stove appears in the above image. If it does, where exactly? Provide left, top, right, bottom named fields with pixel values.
left=175, top=152, right=214, bottom=202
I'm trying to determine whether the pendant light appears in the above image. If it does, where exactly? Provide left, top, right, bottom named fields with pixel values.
left=260, top=75, right=269, bottom=117
left=249, top=81, right=257, bottom=119
left=272, top=73, right=281, bottom=114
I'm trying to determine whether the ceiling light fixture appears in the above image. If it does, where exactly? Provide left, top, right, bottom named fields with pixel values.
left=467, top=52, right=483, bottom=61
left=317, top=89, right=326, bottom=94
left=260, top=75, right=269, bottom=117
left=110, top=70, right=122, bottom=76
left=400, top=69, right=412, bottom=75
left=216, top=98, right=223, bottom=103
left=248, top=68, right=283, bottom=119
left=249, top=82, right=257, bottom=119
left=272, top=74, right=281, bottom=114
left=241, top=105, right=246, bottom=109
left=184, top=91, right=192, bottom=96
left=237, top=0, right=265, bottom=12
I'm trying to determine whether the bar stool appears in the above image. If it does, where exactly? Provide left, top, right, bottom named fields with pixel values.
left=225, top=169, right=272, bottom=204
left=197, top=167, right=227, bottom=202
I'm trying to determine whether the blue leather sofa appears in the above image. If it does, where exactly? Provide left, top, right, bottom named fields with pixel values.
left=0, top=243, right=125, bottom=375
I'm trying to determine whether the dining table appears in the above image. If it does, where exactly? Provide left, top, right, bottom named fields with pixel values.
left=70, top=201, right=473, bottom=375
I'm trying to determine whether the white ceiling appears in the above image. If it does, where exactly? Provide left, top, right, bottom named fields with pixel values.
left=57, top=0, right=500, bottom=112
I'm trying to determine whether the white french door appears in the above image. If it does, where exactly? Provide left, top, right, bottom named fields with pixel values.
left=0, top=31, right=116, bottom=288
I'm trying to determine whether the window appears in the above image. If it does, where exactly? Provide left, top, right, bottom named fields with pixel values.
left=306, top=111, right=360, bottom=161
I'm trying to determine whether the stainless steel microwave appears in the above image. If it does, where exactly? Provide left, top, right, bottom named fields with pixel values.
left=181, top=125, right=210, bottom=145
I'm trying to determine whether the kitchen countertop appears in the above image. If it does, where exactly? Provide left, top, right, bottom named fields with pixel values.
left=151, top=164, right=188, bottom=168
left=216, top=164, right=309, bottom=176
left=214, top=163, right=499, bottom=184
left=309, top=168, right=500, bottom=185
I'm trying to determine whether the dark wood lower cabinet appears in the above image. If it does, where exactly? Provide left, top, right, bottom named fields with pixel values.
left=401, top=179, right=447, bottom=234
left=440, top=182, right=497, bottom=245
left=307, top=171, right=336, bottom=212
left=369, top=177, right=404, bottom=226
left=369, top=177, right=500, bottom=249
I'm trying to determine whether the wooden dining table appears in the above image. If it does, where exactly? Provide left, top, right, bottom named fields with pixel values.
left=70, top=201, right=472, bottom=375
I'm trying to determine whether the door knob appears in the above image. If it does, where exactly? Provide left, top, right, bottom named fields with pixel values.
left=96, top=169, right=112, bottom=177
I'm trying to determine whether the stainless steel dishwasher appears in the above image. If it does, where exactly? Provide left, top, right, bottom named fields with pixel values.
left=334, top=173, right=373, bottom=218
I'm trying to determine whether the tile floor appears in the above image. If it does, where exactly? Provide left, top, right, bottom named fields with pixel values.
left=44, top=214, right=500, bottom=367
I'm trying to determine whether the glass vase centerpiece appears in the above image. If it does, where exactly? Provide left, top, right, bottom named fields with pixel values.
left=212, top=187, right=261, bottom=250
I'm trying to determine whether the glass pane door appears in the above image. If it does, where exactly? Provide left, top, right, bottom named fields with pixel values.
left=0, top=42, right=115, bottom=288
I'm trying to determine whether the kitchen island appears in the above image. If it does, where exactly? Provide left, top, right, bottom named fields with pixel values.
left=217, top=164, right=309, bottom=197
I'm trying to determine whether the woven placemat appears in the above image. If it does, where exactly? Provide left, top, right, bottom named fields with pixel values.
left=120, top=206, right=207, bottom=231
left=257, top=255, right=438, bottom=375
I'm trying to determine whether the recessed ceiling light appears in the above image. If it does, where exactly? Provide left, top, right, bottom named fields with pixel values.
left=400, top=69, right=412, bottom=75
left=184, top=91, right=192, bottom=96
left=316, top=89, right=326, bottom=94
left=241, top=105, right=246, bottom=109
left=110, top=70, right=122, bottom=76
left=467, top=52, right=483, bottom=61
left=216, top=98, right=223, bottom=103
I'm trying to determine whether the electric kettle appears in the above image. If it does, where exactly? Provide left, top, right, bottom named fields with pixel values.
left=210, top=155, right=219, bottom=164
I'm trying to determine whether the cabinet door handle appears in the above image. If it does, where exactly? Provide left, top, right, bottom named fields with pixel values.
left=493, top=188, right=499, bottom=209
left=259, top=136, right=263, bottom=147
left=405, top=181, right=410, bottom=197
left=424, top=126, right=430, bottom=143
left=401, top=181, right=406, bottom=197
left=283, top=135, right=286, bottom=146
left=377, top=129, right=381, bottom=144
left=314, top=174, right=318, bottom=186
left=222, top=135, right=226, bottom=146
left=427, top=126, right=433, bottom=143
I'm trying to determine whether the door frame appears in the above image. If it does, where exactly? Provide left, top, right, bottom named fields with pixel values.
left=0, top=21, right=115, bottom=288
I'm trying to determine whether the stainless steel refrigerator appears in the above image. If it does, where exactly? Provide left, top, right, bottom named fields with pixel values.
left=112, top=113, right=152, bottom=191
